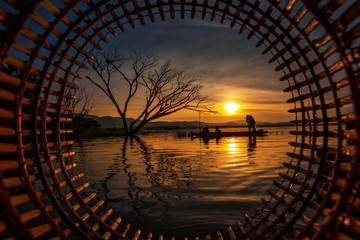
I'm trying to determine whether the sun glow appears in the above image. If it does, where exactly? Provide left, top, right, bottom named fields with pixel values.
left=225, top=102, right=239, bottom=114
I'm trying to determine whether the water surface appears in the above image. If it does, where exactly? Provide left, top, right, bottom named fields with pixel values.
left=72, top=127, right=294, bottom=238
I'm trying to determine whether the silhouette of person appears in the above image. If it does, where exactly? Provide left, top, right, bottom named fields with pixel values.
left=246, top=115, right=256, bottom=132
left=201, top=125, right=210, bottom=133
left=215, top=126, right=221, bottom=133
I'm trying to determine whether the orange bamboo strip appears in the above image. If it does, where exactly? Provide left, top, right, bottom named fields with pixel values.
left=210, top=0, right=219, bottom=22
left=0, top=70, right=35, bottom=90
left=9, top=194, right=31, bottom=206
left=49, top=75, right=80, bottom=90
left=71, top=193, right=97, bottom=211
left=0, top=143, right=17, bottom=153
left=220, top=1, right=230, bottom=24
left=30, top=223, right=52, bottom=238
left=236, top=220, right=249, bottom=240
left=103, top=216, right=122, bottom=239
left=227, top=226, right=236, bottom=240
left=147, top=233, right=153, bottom=240
left=92, top=208, right=113, bottom=231
left=0, top=159, right=34, bottom=172
left=0, top=126, right=16, bottom=136
left=133, top=229, right=141, bottom=240
left=65, top=182, right=90, bottom=200
left=0, top=7, right=11, bottom=24
left=75, top=200, right=104, bottom=226
left=216, top=231, right=223, bottom=240
left=122, top=223, right=130, bottom=237
left=0, top=108, right=15, bottom=120
left=3, top=174, right=38, bottom=189
left=40, top=0, right=62, bottom=16
left=0, top=220, right=8, bottom=234
left=244, top=213, right=261, bottom=235
left=158, top=235, right=163, bottom=240
left=20, top=205, right=55, bottom=223
left=3, top=55, right=40, bottom=76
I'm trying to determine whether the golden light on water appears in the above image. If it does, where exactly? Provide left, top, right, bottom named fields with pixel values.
left=225, top=102, right=239, bottom=114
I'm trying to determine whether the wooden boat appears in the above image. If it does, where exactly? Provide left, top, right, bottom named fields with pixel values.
left=190, top=129, right=268, bottom=138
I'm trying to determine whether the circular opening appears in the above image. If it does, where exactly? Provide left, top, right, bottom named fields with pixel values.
left=0, top=1, right=359, bottom=239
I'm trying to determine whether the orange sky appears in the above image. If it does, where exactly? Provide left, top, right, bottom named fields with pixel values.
left=85, top=20, right=295, bottom=124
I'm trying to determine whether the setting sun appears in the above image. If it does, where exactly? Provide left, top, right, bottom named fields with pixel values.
left=225, top=102, right=239, bottom=114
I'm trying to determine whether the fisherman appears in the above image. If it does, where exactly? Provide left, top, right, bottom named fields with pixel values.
left=246, top=115, right=256, bottom=132
left=201, top=125, right=210, bottom=133
left=215, top=126, right=221, bottom=133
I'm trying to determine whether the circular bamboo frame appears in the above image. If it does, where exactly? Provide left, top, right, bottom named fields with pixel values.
left=0, top=0, right=359, bottom=239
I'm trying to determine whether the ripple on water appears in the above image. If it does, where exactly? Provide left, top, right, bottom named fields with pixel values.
left=72, top=127, right=294, bottom=238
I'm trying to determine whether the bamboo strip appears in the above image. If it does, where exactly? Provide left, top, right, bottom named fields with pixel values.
left=75, top=200, right=104, bottom=226
left=106, top=3, right=126, bottom=31
left=201, top=0, right=208, bottom=20
left=147, top=233, right=152, bottom=240
left=72, top=193, right=97, bottom=211
left=210, top=0, right=219, bottom=22
left=30, top=223, right=52, bottom=238
left=143, top=0, right=155, bottom=22
left=20, top=205, right=54, bottom=223
left=288, top=104, right=322, bottom=113
left=0, top=220, right=8, bottom=234
left=133, top=229, right=141, bottom=240
left=131, top=0, right=145, bottom=24
left=244, top=213, right=261, bottom=235
left=121, top=4, right=135, bottom=28
left=158, top=235, right=163, bottom=240
left=157, top=0, right=165, bottom=21
left=103, top=216, right=122, bottom=239
left=3, top=174, right=38, bottom=189
left=169, top=0, right=175, bottom=19
left=83, top=0, right=117, bottom=36
left=0, top=108, right=15, bottom=120
left=65, top=182, right=90, bottom=200
left=0, top=159, right=32, bottom=172
left=92, top=209, right=113, bottom=231
left=0, top=70, right=35, bottom=90
left=273, top=181, right=297, bottom=196
left=216, top=231, right=223, bottom=240
left=236, top=220, right=250, bottom=240
left=191, top=0, right=197, bottom=19
left=227, top=226, right=236, bottom=240
left=122, top=223, right=130, bottom=237
left=9, top=194, right=31, bottom=207
left=40, top=0, right=61, bottom=16
left=283, top=77, right=315, bottom=92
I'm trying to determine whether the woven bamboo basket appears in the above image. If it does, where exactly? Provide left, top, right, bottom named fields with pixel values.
left=0, top=0, right=359, bottom=239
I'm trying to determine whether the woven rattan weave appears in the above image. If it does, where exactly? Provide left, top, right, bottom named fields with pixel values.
left=0, top=0, right=359, bottom=239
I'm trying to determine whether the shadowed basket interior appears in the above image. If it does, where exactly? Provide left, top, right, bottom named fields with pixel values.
left=0, top=0, right=359, bottom=239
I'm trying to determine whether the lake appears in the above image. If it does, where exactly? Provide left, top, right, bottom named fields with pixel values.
left=71, top=126, right=295, bottom=238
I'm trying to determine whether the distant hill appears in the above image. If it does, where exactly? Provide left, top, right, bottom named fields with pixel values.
left=85, top=115, right=293, bottom=129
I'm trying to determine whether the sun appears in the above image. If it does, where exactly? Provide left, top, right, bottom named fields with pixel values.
left=225, top=102, right=239, bottom=114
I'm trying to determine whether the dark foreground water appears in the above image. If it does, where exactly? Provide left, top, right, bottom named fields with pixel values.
left=72, top=126, right=295, bottom=238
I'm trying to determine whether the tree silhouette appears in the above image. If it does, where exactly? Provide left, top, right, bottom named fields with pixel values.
left=86, top=49, right=213, bottom=135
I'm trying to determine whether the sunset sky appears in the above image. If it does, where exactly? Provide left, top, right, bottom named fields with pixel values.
left=84, top=18, right=294, bottom=123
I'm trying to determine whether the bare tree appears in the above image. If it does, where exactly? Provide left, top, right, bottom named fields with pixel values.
left=86, top=48, right=213, bottom=136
